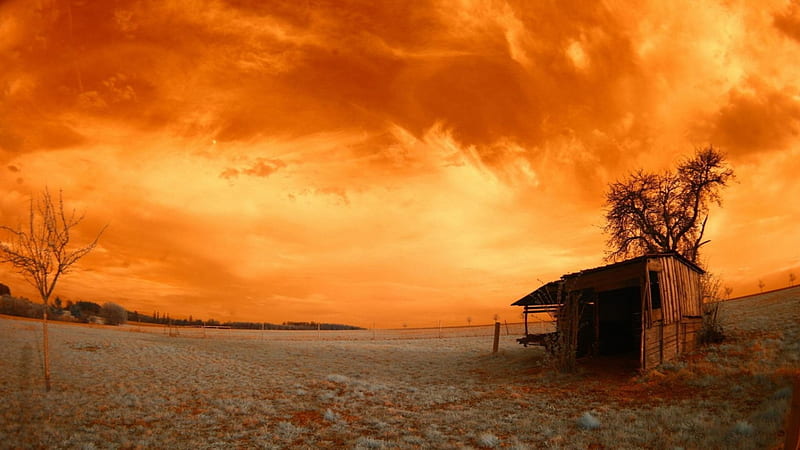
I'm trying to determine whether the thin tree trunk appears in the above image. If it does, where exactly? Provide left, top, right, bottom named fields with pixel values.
left=42, top=306, right=51, bottom=392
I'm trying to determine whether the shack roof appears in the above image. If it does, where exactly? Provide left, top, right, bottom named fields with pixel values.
left=562, top=252, right=705, bottom=279
left=511, top=253, right=704, bottom=307
left=511, top=280, right=562, bottom=306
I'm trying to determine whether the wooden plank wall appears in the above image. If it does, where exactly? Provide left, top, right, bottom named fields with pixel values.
left=662, top=322, right=678, bottom=362
left=644, top=326, right=661, bottom=370
left=655, top=256, right=703, bottom=324
left=561, top=255, right=704, bottom=371
left=643, top=317, right=703, bottom=369
left=681, top=317, right=703, bottom=353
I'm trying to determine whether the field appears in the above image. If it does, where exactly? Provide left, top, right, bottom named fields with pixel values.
left=1, top=288, right=798, bottom=449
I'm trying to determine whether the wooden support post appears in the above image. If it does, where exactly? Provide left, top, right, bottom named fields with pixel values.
left=492, top=322, right=501, bottom=353
left=523, top=311, right=528, bottom=336
left=42, top=311, right=51, bottom=392
left=593, top=294, right=600, bottom=357
left=786, top=374, right=800, bottom=450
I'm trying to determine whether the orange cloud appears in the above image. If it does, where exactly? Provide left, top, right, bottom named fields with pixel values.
left=0, top=0, right=798, bottom=327
left=699, top=77, right=800, bottom=158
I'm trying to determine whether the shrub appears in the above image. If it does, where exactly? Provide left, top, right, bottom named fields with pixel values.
left=70, top=301, right=101, bottom=322
left=100, top=302, right=127, bottom=325
left=699, top=302, right=725, bottom=344
left=0, top=295, right=43, bottom=318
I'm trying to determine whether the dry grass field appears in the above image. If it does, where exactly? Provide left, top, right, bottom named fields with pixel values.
left=1, top=288, right=798, bottom=449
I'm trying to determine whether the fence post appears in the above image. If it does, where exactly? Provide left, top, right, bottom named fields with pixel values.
left=492, top=322, right=501, bottom=353
left=786, top=374, right=800, bottom=450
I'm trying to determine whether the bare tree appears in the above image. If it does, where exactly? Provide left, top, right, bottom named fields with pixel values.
left=466, top=316, right=472, bottom=327
left=758, top=279, right=765, bottom=293
left=724, top=286, right=733, bottom=300
left=790, top=272, right=797, bottom=287
left=604, top=146, right=734, bottom=263
left=0, top=189, right=105, bottom=391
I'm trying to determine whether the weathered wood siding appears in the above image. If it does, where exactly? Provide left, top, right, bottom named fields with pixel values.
left=555, top=254, right=704, bottom=371
left=643, top=316, right=704, bottom=370
left=680, top=317, right=703, bottom=353
left=652, top=256, right=702, bottom=324
left=644, top=326, right=659, bottom=369
left=642, top=255, right=703, bottom=370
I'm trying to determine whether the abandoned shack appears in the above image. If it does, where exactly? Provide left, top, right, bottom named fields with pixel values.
left=512, top=253, right=705, bottom=370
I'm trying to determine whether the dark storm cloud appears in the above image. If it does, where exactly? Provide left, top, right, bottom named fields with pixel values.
left=700, top=78, right=800, bottom=157
left=774, top=2, right=800, bottom=42
left=2, top=0, right=643, bottom=169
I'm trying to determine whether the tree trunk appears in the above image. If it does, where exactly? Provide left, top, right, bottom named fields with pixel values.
left=42, top=305, right=51, bottom=392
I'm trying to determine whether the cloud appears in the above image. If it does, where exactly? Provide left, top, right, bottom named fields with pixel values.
left=242, top=158, right=287, bottom=177
left=1, top=0, right=799, bottom=325
left=0, top=117, right=86, bottom=153
left=773, top=2, right=800, bottom=42
left=1, top=0, right=642, bottom=163
left=220, top=157, right=287, bottom=179
left=697, top=78, right=800, bottom=158
left=219, top=168, right=239, bottom=180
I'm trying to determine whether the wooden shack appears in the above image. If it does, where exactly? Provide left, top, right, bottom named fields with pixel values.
left=512, top=253, right=705, bottom=370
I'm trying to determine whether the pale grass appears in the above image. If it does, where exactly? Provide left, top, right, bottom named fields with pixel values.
left=0, top=287, right=797, bottom=448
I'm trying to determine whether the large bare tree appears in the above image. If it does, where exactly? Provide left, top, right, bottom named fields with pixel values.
left=0, top=189, right=105, bottom=391
left=604, top=146, right=734, bottom=263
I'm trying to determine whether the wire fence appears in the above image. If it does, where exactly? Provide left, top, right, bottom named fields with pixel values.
left=123, top=319, right=557, bottom=341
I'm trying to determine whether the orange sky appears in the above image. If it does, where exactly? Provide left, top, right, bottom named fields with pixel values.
left=1, top=0, right=799, bottom=328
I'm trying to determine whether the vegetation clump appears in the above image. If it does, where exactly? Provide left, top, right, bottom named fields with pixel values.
left=100, top=302, right=127, bottom=325
left=700, top=302, right=725, bottom=344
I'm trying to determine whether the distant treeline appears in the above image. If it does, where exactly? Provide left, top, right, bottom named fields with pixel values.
left=0, top=291, right=362, bottom=330
left=0, top=296, right=126, bottom=325
left=129, top=311, right=363, bottom=331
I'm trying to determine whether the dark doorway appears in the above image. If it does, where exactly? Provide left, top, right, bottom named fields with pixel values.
left=576, top=289, right=596, bottom=358
left=596, top=286, right=641, bottom=355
